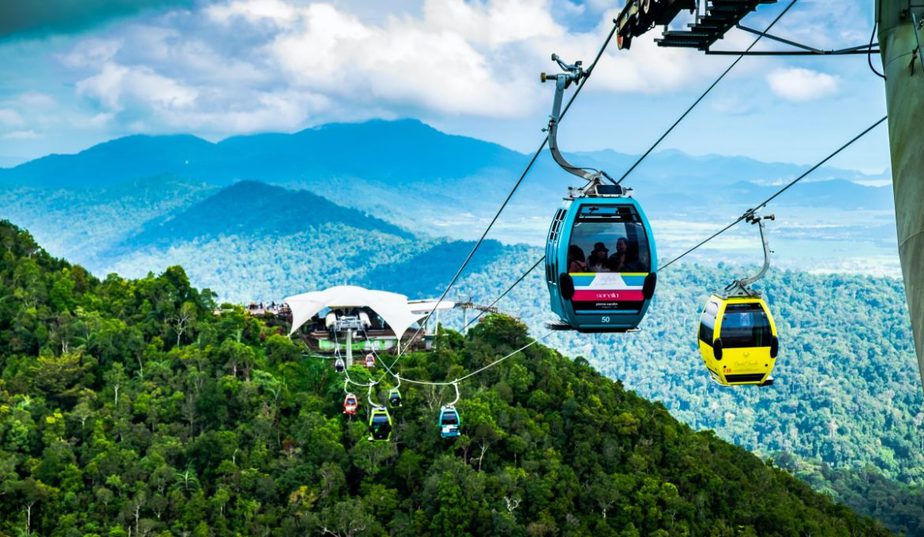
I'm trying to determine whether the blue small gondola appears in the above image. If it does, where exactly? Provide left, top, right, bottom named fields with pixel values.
left=540, top=54, right=657, bottom=332
left=545, top=192, right=657, bottom=332
left=438, top=406, right=461, bottom=439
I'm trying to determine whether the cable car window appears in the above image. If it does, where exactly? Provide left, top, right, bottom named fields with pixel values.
left=699, top=310, right=716, bottom=343
left=568, top=205, right=650, bottom=273
left=441, top=411, right=459, bottom=426
left=548, top=209, right=566, bottom=242
left=372, top=415, right=390, bottom=425
left=721, top=303, right=772, bottom=348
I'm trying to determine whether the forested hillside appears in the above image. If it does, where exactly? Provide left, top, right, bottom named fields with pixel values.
left=117, top=181, right=413, bottom=252
left=442, top=254, right=924, bottom=535
left=0, top=220, right=891, bottom=535
left=0, top=176, right=215, bottom=268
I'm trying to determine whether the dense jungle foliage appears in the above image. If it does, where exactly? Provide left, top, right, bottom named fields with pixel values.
left=473, top=254, right=924, bottom=535
left=0, top=220, right=892, bottom=536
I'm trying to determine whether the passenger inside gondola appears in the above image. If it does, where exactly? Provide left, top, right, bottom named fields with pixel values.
left=567, top=245, right=587, bottom=272
left=587, top=242, right=610, bottom=272
left=570, top=219, right=651, bottom=273
left=607, top=237, right=628, bottom=271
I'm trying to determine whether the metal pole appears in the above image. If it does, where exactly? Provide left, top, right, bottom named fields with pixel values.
left=346, top=329, right=353, bottom=368
left=878, top=0, right=924, bottom=389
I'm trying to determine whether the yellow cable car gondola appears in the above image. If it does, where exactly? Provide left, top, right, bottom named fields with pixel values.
left=697, top=213, right=779, bottom=387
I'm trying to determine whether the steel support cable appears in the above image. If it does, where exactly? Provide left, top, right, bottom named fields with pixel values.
left=463, top=256, right=546, bottom=331
left=868, top=21, right=886, bottom=79
left=393, top=22, right=620, bottom=368
left=657, top=115, right=888, bottom=271
left=344, top=371, right=381, bottom=388
left=615, top=0, right=798, bottom=185
left=459, top=116, right=888, bottom=338
left=381, top=333, right=549, bottom=387
left=448, top=0, right=801, bottom=342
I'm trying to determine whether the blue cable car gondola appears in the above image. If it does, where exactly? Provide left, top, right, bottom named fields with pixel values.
left=438, top=405, right=461, bottom=438
left=545, top=191, right=657, bottom=332
left=541, top=55, right=657, bottom=332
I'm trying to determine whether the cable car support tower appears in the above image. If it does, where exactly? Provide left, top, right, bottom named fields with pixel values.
left=877, top=0, right=924, bottom=388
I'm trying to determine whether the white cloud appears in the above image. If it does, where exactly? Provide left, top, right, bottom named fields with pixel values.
left=2, top=129, right=40, bottom=140
left=207, top=0, right=298, bottom=25
left=0, top=109, right=25, bottom=127
left=76, top=62, right=198, bottom=112
left=766, top=67, right=839, bottom=102
left=18, top=92, right=56, bottom=107
left=59, top=37, right=121, bottom=68
left=58, top=0, right=781, bottom=137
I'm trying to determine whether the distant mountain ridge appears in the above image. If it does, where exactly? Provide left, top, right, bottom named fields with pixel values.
left=0, top=118, right=898, bottom=278
left=0, top=119, right=885, bottom=188
left=117, top=180, right=413, bottom=252
left=0, top=119, right=889, bottom=211
left=0, top=119, right=523, bottom=189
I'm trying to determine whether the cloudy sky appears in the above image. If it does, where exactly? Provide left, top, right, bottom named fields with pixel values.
left=0, top=0, right=889, bottom=172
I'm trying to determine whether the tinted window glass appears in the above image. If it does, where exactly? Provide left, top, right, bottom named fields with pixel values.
left=372, top=415, right=390, bottom=425
left=720, top=303, right=772, bottom=348
left=699, top=311, right=716, bottom=343
left=442, top=411, right=459, bottom=426
left=568, top=204, right=651, bottom=273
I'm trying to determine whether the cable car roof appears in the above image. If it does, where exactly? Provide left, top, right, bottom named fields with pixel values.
left=284, top=285, right=450, bottom=340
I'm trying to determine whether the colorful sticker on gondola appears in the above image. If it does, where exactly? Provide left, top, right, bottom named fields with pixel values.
left=569, top=272, right=647, bottom=312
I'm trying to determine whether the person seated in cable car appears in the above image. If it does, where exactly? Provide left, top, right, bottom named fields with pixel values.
left=607, top=237, right=629, bottom=271
left=568, top=245, right=587, bottom=272
left=587, top=242, right=611, bottom=272
left=623, top=241, right=647, bottom=272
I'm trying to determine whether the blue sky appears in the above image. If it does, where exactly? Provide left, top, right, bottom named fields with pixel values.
left=0, top=0, right=889, bottom=173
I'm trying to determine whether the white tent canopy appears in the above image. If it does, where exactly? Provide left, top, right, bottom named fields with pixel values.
left=284, top=286, right=454, bottom=340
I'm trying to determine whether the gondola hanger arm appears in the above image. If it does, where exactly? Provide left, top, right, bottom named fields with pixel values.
left=541, top=54, right=621, bottom=190
left=726, top=213, right=774, bottom=295
left=447, top=381, right=461, bottom=408
left=367, top=384, right=380, bottom=408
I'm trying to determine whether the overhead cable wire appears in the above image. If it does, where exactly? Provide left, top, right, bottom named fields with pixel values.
left=868, top=21, right=886, bottom=79
left=460, top=115, right=888, bottom=334
left=381, top=333, right=549, bottom=387
left=657, top=115, right=888, bottom=271
left=615, top=0, right=798, bottom=185
left=463, top=256, right=545, bottom=331
left=451, top=1, right=801, bottom=336
left=394, top=21, right=620, bottom=366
